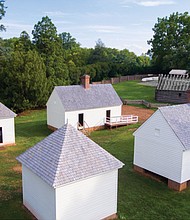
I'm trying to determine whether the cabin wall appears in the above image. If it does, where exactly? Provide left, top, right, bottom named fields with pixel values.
left=55, top=170, right=119, bottom=220
left=181, top=150, right=190, bottom=183
left=65, top=105, right=122, bottom=129
left=134, top=110, right=184, bottom=183
left=22, top=165, right=56, bottom=220
left=46, top=90, right=65, bottom=129
left=0, top=117, right=15, bottom=146
left=155, top=90, right=190, bottom=104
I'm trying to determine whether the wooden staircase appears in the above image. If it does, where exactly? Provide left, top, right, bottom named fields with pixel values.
left=77, top=121, right=91, bottom=136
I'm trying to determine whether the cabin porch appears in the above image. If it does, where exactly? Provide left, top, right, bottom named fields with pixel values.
left=105, top=115, right=138, bottom=128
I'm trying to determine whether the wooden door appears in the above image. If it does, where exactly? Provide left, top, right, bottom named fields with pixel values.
left=106, top=110, right=111, bottom=122
left=78, top=113, right=84, bottom=126
left=0, top=127, right=3, bottom=143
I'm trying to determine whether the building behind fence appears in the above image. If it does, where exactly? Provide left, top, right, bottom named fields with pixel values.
left=155, top=74, right=190, bottom=104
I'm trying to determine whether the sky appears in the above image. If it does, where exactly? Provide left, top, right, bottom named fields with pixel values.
left=1, top=0, right=190, bottom=55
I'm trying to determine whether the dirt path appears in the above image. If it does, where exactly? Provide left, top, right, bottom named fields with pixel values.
left=122, top=105, right=154, bottom=123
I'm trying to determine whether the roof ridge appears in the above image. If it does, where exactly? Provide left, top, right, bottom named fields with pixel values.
left=159, top=106, right=188, bottom=151
left=17, top=124, right=124, bottom=188
left=52, top=125, right=69, bottom=186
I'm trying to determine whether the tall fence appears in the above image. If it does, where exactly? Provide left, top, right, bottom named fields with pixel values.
left=92, top=74, right=156, bottom=85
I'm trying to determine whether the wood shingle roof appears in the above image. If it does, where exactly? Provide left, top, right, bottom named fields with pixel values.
left=17, top=124, right=124, bottom=188
left=54, top=84, right=122, bottom=111
left=0, top=102, right=16, bottom=118
left=159, top=104, right=190, bottom=150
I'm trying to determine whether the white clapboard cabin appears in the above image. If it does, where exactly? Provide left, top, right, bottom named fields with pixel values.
left=133, top=103, right=190, bottom=191
left=46, top=75, right=123, bottom=131
left=0, top=102, right=16, bottom=147
left=17, top=124, right=124, bottom=220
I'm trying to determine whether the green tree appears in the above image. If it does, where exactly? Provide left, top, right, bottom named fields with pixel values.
left=32, top=16, right=60, bottom=55
left=0, top=49, right=48, bottom=111
left=0, top=0, right=6, bottom=31
left=59, top=32, right=80, bottom=50
left=88, top=39, right=108, bottom=63
left=148, top=12, right=190, bottom=71
left=32, top=16, right=69, bottom=88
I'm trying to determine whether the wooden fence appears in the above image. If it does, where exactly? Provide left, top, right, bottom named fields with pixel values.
left=92, top=74, right=157, bottom=85
left=122, top=99, right=170, bottom=108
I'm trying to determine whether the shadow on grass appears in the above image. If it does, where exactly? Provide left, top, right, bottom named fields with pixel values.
left=16, top=119, right=51, bottom=139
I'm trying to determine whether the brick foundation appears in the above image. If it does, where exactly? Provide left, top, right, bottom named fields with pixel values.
left=102, top=213, right=117, bottom=220
left=133, top=165, right=145, bottom=174
left=168, top=179, right=187, bottom=191
left=48, top=124, right=105, bottom=132
left=47, top=125, right=58, bottom=131
left=84, top=125, right=105, bottom=132
left=0, top=143, right=16, bottom=148
left=134, top=165, right=189, bottom=191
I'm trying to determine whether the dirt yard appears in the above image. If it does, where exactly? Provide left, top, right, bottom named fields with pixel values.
left=122, top=105, right=154, bottom=123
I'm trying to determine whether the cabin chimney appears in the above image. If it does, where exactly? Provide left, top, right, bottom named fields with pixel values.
left=81, top=75, right=90, bottom=89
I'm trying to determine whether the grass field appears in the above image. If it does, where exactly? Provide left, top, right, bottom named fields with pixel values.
left=0, top=110, right=51, bottom=220
left=1, top=109, right=190, bottom=220
left=113, top=80, right=156, bottom=102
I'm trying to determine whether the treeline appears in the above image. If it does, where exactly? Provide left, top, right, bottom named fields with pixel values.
left=0, top=16, right=151, bottom=112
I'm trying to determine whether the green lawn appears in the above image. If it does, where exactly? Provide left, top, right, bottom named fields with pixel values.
left=1, top=109, right=190, bottom=219
left=113, top=80, right=156, bottom=102
left=0, top=109, right=51, bottom=220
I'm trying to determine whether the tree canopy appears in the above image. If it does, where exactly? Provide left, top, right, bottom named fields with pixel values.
left=0, top=15, right=151, bottom=112
left=0, top=0, right=6, bottom=31
left=148, top=12, right=190, bottom=71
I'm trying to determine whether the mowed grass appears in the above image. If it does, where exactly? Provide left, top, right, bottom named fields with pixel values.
left=113, top=80, right=156, bottom=102
left=1, top=109, right=190, bottom=219
left=90, top=126, right=190, bottom=220
left=0, top=109, right=51, bottom=220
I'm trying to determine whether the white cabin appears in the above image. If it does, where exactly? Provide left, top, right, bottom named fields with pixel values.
left=133, top=103, right=190, bottom=191
left=17, top=124, right=124, bottom=220
left=0, top=102, right=16, bottom=147
left=46, top=75, right=122, bottom=130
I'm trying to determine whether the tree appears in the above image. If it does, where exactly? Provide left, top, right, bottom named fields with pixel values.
left=148, top=12, right=190, bottom=71
left=0, top=0, right=6, bottom=31
left=0, top=49, right=48, bottom=111
left=32, top=16, right=60, bottom=55
left=88, top=39, right=108, bottom=63
left=32, top=16, right=69, bottom=88
left=59, top=32, right=80, bottom=50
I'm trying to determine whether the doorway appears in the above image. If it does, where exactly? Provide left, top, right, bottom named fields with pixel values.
left=0, top=127, right=3, bottom=143
left=106, top=110, right=111, bottom=122
left=78, top=113, right=84, bottom=126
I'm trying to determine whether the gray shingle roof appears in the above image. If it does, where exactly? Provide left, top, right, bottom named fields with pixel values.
left=17, top=124, right=124, bottom=188
left=169, top=69, right=188, bottom=75
left=54, top=84, right=122, bottom=111
left=159, top=104, right=190, bottom=150
left=0, top=102, right=16, bottom=118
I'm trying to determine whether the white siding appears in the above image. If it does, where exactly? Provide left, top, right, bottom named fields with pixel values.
left=46, top=90, right=65, bottom=129
left=55, top=170, right=118, bottom=220
left=181, top=150, right=190, bottom=182
left=22, top=165, right=56, bottom=220
left=134, top=110, right=184, bottom=183
left=0, top=118, right=15, bottom=146
left=65, top=105, right=122, bottom=129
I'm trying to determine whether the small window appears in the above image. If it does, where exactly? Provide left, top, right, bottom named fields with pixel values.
left=178, top=93, right=182, bottom=97
left=155, top=128, right=160, bottom=137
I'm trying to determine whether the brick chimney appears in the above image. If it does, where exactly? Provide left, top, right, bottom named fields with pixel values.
left=81, top=75, right=90, bottom=89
